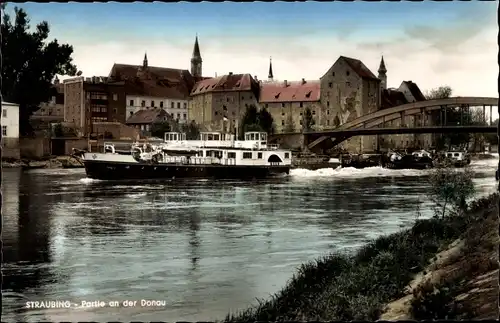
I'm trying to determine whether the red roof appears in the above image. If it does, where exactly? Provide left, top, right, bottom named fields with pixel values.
left=339, top=56, right=379, bottom=81
left=259, top=80, right=320, bottom=103
left=190, top=73, right=256, bottom=95
left=108, top=64, right=195, bottom=100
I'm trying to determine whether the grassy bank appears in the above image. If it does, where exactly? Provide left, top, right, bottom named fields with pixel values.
left=225, top=193, right=499, bottom=321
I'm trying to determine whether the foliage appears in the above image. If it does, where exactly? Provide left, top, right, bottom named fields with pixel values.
left=303, top=107, right=315, bottom=132
left=150, top=122, right=171, bottom=138
left=483, top=118, right=498, bottom=145
left=427, top=165, right=475, bottom=218
left=2, top=5, right=78, bottom=135
left=239, top=105, right=275, bottom=139
left=180, top=120, right=201, bottom=140
left=52, top=123, right=63, bottom=137
left=424, top=86, right=452, bottom=100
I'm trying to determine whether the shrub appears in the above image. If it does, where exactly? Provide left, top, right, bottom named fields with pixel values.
left=427, top=165, right=475, bottom=218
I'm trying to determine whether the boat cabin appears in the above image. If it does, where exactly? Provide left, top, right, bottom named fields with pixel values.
left=412, top=150, right=431, bottom=158
left=199, top=132, right=234, bottom=141
left=445, top=151, right=466, bottom=161
left=164, top=132, right=186, bottom=142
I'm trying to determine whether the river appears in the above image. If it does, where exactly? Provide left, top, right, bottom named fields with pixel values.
left=2, top=157, right=498, bottom=321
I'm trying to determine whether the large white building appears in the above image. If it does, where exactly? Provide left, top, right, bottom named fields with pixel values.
left=2, top=101, right=20, bottom=159
left=126, top=95, right=188, bottom=123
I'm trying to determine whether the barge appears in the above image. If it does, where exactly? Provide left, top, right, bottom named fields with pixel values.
left=78, top=131, right=292, bottom=180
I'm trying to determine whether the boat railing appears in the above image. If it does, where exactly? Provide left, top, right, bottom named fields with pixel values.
left=162, top=156, right=237, bottom=166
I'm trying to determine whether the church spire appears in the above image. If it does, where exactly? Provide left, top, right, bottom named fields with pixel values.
left=191, top=34, right=202, bottom=78
left=143, top=52, right=148, bottom=69
left=268, top=57, right=274, bottom=82
left=378, top=55, right=387, bottom=90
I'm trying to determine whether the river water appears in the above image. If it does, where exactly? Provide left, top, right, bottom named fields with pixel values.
left=2, top=157, right=498, bottom=321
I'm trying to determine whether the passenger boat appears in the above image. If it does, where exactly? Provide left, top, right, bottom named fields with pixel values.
left=79, top=131, right=292, bottom=180
left=381, top=149, right=434, bottom=170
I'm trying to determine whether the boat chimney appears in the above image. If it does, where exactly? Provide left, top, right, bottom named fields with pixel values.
left=228, top=72, right=233, bottom=76
left=283, top=80, right=288, bottom=87
left=301, top=78, right=306, bottom=85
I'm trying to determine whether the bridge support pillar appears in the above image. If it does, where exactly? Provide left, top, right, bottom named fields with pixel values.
left=483, top=105, right=486, bottom=124
left=444, top=105, right=447, bottom=125
left=490, top=105, right=493, bottom=125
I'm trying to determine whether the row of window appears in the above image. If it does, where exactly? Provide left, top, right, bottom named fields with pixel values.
left=130, top=99, right=187, bottom=110
left=241, top=152, right=291, bottom=159
left=91, top=117, right=108, bottom=122
left=128, top=111, right=187, bottom=120
left=2, top=125, right=7, bottom=136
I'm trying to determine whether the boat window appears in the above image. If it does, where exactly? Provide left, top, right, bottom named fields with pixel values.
left=250, top=133, right=255, bottom=140
left=255, top=133, right=260, bottom=141
left=173, top=133, right=177, bottom=141
left=285, top=153, right=290, bottom=159
left=228, top=152, right=236, bottom=159
left=454, top=153, right=460, bottom=157
left=447, top=153, right=452, bottom=157
left=262, top=133, right=267, bottom=141
left=245, top=134, right=250, bottom=140
left=214, top=134, right=220, bottom=141
left=243, top=152, right=252, bottom=159
left=257, top=152, right=262, bottom=159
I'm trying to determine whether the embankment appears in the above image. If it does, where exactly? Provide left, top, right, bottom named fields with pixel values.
left=225, top=193, right=499, bottom=321
left=2, top=155, right=83, bottom=169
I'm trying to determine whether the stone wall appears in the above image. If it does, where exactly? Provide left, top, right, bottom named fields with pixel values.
left=92, top=122, right=141, bottom=140
left=2, top=137, right=20, bottom=159
left=18, top=137, right=51, bottom=159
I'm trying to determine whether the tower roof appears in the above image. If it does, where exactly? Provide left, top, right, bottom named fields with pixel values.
left=268, top=57, right=274, bottom=79
left=378, top=56, right=387, bottom=74
left=192, top=35, right=201, bottom=59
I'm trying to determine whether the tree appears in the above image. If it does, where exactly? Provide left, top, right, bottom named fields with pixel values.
left=424, top=86, right=452, bottom=100
left=484, top=119, right=499, bottom=145
left=181, top=120, right=201, bottom=140
left=303, top=107, right=315, bottom=132
left=239, top=105, right=275, bottom=139
left=427, top=164, right=475, bottom=218
left=2, top=6, right=78, bottom=135
left=150, top=122, right=171, bottom=138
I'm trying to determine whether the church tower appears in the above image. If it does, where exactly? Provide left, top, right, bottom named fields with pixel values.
left=191, top=35, right=202, bottom=78
left=143, top=52, right=148, bottom=69
left=268, top=57, right=274, bottom=82
left=378, top=56, right=387, bottom=90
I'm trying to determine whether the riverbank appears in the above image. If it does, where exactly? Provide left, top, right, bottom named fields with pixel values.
left=2, top=155, right=83, bottom=169
left=225, top=193, right=499, bottom=321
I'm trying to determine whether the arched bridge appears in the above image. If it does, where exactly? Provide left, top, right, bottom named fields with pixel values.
left=304, top=96, right=498, bottom=151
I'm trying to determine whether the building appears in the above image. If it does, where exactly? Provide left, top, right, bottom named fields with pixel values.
left=126, top=108, right=170, bottom=135
left=63, top=76, right=126, bottom=136
left=1, top=101, right=20, bottom=159
left=189, top=73, right=260, bottom=132
left=377, top=57, right=431, bottom=150
left=109, top=37, right=203, bottom=123
left=260, top=79, right=321, bottom=133
left=30, top=77, right=65, bottom=130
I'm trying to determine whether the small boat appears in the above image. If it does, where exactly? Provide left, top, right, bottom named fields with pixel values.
left=381, top=150, right=434, bottom=170
left=79, top=131, right=292, bottom=181
left=22, top=163, right=47, bottom=170
left=340, top=154, right=381, bottom=169
left=435, top=151, right=471, bottom=168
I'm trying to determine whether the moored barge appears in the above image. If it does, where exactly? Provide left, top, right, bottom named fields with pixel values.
left=79, top=131, right=292, bottom=180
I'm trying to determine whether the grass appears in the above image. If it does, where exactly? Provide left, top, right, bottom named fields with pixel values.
left=224, top=193, right=499, bottom=321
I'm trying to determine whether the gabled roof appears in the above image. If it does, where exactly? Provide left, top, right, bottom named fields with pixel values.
left=259, top=80, right=320, bottom=103
left=401, top=81, right=426, bottom=101
left=381, top=89, right=409, bottom=110
left=126, top=108, right=170, bottom=125
left=108, top=64, right=195, bottom=100
left=338, top=56, right=379, bottom=81
left=190, top=73, right=257, bottom=95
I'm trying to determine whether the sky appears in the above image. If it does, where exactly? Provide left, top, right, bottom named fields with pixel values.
left=5, top=1, right=499, bottom=101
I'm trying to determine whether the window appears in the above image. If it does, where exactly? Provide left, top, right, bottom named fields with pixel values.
left=151, top=100, right=155, bottom=107
left=177, top=102, right=180, bottom=109
left=226, top=98, right=230, bottom=102
left=2, top=109, right=6, bottom=117
left=312, top=110, right=316, bottom=115
left=241, top=96, right=245, bottom=100
left=243, top=152, right=252, bottom=159
left=129, top=99, right=134, bottom=106
left=281, top=120, right=285, bottom=126
left=300, top=120, right=303, bottom=125
left=160, top=101, right=164, bottom=108
left=327, top=110, right=330, bottom=115
left=346, top=71, right=350, bottom=76
left=346, top=82, right=351, bottom=87
left=177, top=113, right=180, bottom=119
left=284, top=153, right=290, bottom=159
left=171, top=102, right=175, bottom=109
left=2, top=125, right=7, bottom=136
left=265, top=103, right=269, bottom=109
left=327, top=120, right=330, bottom=125
left=332, top=72, right=335, bottom=77
left=300, top=112, right=303, bottom=116
left=215, top=111, right=218, bottom=116
left=327, top=101, right=330, bottom=107
left=281, top=103, right=285, bottom=108
left=329, top=82, right=333, bottom=88
left=228, top=152, right=236, bottom=159
left=130, top=111, right=133, bottom=116
left=257, top=152, right=262, bottom=159
left=183, top=114, right=187, bottom=119
left=300, top=102, right=303, bottom=108
left=282, top=112, right=285, bottom=116
left=223, top=105, right=227, bottom=111
left=141, top=100, right=145, bottom=107
left=183, top=103, right=187, bottom=109
left=113, top=108, right=117, bottom=114
left=113, top=94, right=118, bottom=101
